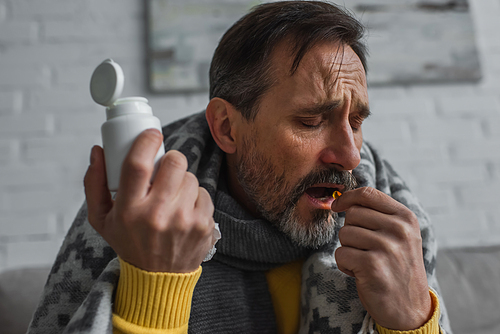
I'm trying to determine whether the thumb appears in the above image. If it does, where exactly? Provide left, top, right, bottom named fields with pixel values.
left=84, top=145, right=113, bottom=232
left=330, top=191, right=345, bottom=213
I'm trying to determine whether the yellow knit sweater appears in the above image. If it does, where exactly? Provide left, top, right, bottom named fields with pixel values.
left=112, top=258, right=440, bottom=334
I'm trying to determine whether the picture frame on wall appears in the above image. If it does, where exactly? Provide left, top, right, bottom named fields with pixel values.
left=147, top=0, right=481, bottom=93
left=147, top=0, right=256, bottom=93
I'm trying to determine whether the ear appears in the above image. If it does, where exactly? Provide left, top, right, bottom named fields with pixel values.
left=206, top=98, right=238, bottom=154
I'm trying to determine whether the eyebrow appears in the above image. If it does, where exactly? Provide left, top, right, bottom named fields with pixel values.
left=356, top=101, right=372, bottom=120
left=295, top=101, right=342, bottom=116
left=295, top=100, right=371, bottom=119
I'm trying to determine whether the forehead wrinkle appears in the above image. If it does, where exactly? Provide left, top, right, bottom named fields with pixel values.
left=316, top=45, right=365, bottom=102
left=266, top=41, right=367, bottom=114
left=329, top=59, right=367, bottom=105
left=326, top=44, right=348, bottom=94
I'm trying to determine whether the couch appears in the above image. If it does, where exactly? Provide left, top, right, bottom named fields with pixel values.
left=1, top=246, right=499, bottom=334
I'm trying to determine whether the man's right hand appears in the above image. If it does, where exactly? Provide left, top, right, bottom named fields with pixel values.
left=84, top=129, right=215, bottom=273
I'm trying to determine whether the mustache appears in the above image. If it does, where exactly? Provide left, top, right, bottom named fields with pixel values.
left=288, top=168, right=358, bottom=205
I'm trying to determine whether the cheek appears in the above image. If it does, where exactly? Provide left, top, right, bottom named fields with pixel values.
left=272, top=131, right=322, bottom=174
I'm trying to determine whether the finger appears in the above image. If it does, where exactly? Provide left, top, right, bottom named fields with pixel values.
left=194, top=187, right=216, bottom=234
left=335, top=246, right=369, bottom=278
left=177, top=171, right=200, bottom=209
left=150, top=150, right=189, bottom=198
left=331, top=187, right=405, bottom=215
left=343, top=205, right=392, bottom=231
left=119, top=129, right=164, bottom=202
left=194, top=187, right=214, bottom=216
left=84, top=146, right=113, bottom=232
left=338, top=225, right=384, bottom=251
left=335, top=246, right=358, bottom=277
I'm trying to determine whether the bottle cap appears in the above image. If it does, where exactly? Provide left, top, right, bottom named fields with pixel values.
left=90, top=59, right=124, bottom=106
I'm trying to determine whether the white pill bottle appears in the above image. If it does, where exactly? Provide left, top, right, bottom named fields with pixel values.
left=90, top=59, right=165, bottom=192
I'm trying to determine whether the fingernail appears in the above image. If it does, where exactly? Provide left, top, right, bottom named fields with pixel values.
left=145, top=128, right=161, bottom=137
left=330, top=199, right=339, bottom=211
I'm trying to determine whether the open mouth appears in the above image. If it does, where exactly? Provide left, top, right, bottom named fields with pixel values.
left=304, top=185, right=342, bottom=201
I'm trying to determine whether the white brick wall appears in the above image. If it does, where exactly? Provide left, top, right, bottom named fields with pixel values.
left=364, top=0, right=500, bottom=248
left=0, top=0, right=499, bottom=272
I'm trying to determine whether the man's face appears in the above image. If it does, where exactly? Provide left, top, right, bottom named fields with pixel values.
left=230, top=41, right=369, bottom=248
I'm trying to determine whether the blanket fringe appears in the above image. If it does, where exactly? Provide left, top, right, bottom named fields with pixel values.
left=358, top=313, right=376, bottom=334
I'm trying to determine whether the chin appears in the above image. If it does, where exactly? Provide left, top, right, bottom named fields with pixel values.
left=277, top=208, right=339, bottom=249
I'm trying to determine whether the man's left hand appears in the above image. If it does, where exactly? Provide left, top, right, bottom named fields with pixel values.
left=331, top=187, right=432, bottom=331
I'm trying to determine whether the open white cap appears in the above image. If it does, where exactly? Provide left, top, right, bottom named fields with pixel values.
left=90, top=59, right=124, bottom=106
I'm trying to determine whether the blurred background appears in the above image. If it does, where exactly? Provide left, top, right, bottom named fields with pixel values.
left=0, top=0, right=499, bottom=273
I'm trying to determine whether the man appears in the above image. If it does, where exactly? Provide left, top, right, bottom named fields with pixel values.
left=28, top=1, right=451, bottom=333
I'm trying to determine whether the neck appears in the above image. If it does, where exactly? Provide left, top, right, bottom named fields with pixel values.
left=224, top=154, right=263, bottom=219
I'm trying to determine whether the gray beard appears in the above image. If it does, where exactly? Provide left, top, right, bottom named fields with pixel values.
left=271, top=201, right=339, bottom=249
left=235, top=136, right=356, bottom=249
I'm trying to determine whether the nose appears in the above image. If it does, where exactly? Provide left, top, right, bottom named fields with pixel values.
left=319, top=120, right=361, bottom=171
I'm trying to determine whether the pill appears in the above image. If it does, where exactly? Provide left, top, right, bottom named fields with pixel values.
left=332, top=190, right=342, bottom=199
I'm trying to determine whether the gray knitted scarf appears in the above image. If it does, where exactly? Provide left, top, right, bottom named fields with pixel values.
left=28, top=111, right=452, bottom=334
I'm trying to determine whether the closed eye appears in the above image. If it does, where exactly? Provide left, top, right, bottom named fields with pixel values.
left=350, top=113, right=369, bottom=131
left=299, top=117, right=324, bottom=129
left=301, top=121, right=322, bottom=128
